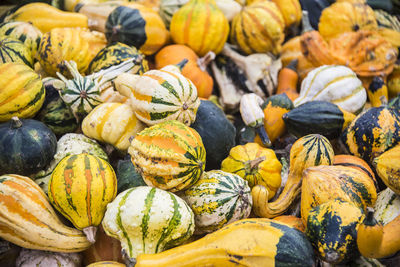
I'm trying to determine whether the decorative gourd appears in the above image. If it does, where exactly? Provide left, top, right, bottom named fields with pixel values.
left=48, top=153, right=117, bottom=243
left=368, top=76, right=389, bottom=107
left=374, top=9, right=400, bottom=31
left=298, top=0, right=330, bottom=30
left=306, top=199, right=363, bottom=264
left=276, top=60, right=299, bottom=101
left=374, top=188, right=400, bottom=226
left=190, top=100, right=236, bottom=170
left=0, top=174, right=91, bottom=252
left=333, top=154, right=376, bottom=183
left=0, top=21, right=42, bottom=58
left=301, top=165, right=377, bottom=223
left=283, top=101, right=356, bottom=139
left=388, top=64, right=400, bottom=99
left=16, top=248, right=82, bottom=267
left=105, top=5, right=169, bottom=56
left=182, top=170, right=252, bottom=234
left=273, top=215, right=305, bottom=232
left=221, top=143, right=282, bottom=199
left=0, top=36, right=33, bottom=67
left=115, top=61, right=200, bottom=126
left=271, top=0, right=302, bottom=33
left=116, top=156, right=146, bottom=194
left=155, top=44, right=214, bottom=99
left=170, top=0, right=229, bottom=56
left=128, top=120, right=206, bottom=192
left=135, top=218, right=315, bottom=267
left=230, top=0, right=285, bottom=55
left=87, top=262, right=126, bottom=267
left=82, top=103, right=146, bottom=151
left=102, top=186, right=195, bottom=261
left=0, top=117, right=57, bottom=176
left=294, top=65, right=367, bottom=114
left=252, top=134, right=334, bottom=218
left=341, top=106, right=400, bottom=164
left=0, top=62, right=44, bottom=122
left=374, top=144, right=400, bottom=195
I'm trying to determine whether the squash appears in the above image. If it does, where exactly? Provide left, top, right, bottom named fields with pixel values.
left=0, top=117, right=57, bottom=176
left=87, top=262, right=126, bottom=267
left=230, top=1, right=285, bottom=55
left=16, top=248, right=82, bottom=267
left=135, top=218, right=315, bottom=267
left=298, top=0, right=331, bottom=30
left=0, top=174, right=91, bottom=252
left=333, top=154, right=376, bottom=184
left=155, top=44, right=214, bottom=99
left=271, top=0, right=302, bottom=34
left=341, top=105, right=400, bottom=164
left=170, top=0, right=229, bottom=56
left=182, top=170, right=252, bottom=234
left=128, top=120, right=206, bottom=192
left=48, top=153, right=117, bottom=243
left=306, top=199, right=363, bottom=264
left=374, top=144, right=400, bottom=195
left=0, top=62, right=44, bottom=122
left=102, top=186, right=195, bottom=261
left=273, top=215, right=305, bottom=232
left=283, top=101, right=356, bottom=139
left=221, top=143, right=282, bottom=199
left=115, top=156, right=146, bottom=194
left=0, top=36, right=33, bottom=67
left=276, top=59, right=299, bottom=101
left=374, top=188, right=400, bottom=226
left=388, top=64, right=400, bottom=99
left=368, top=76, right=389, bottom=107
left=82, top=102, right=146, bottom=151
left=115, top=61, right=200, bottom=126
left=252, top=134, right=334, bottom=218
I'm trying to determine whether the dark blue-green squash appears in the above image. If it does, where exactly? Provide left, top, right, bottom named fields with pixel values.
left=116, top=155, right=146, bottom=194
left=299, top=0, right=331, bottom=30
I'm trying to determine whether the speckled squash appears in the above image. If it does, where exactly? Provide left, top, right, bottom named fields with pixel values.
left=0, top=36, right=33, bottom=67
left=374, top=145, right=400, bottom=195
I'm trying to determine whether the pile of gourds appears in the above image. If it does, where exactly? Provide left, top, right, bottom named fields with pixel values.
left=0, top=0, right=400, bottom=266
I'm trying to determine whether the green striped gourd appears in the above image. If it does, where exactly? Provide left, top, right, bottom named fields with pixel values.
left=182, top=170, right=252, bottom=234
left=0, top=21, right=42, bottom=58
left=129, top=120, right=206, bottom=192
left=294, top=65, right=367, bottom=114
left=159, top=0, right=188, bottom=28
left=0, top=36, right=33, bottom=67
left=48, top=153, right=117, bottom=243
left=102, top=186, right=195, bottom=260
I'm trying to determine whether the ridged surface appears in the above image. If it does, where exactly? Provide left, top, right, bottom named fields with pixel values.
left=374, top=187, right=400, bottom=226
left=16, top=248, right=82, bottom=267
left=374, top=145, right=400, bottom=195
left=0, top=36, right=33, bottom=67
left=271, top=0, right=302, bottom=28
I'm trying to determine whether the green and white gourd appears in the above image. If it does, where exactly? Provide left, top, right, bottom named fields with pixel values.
left=102, top=186, right=195, bottom=261
left=374, top=187, right=400, bottom=225
left=294, top=65, right=367, bottom=114
left=181, top=170, right=252, bottom=234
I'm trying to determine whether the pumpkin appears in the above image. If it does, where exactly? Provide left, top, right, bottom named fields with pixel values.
left=115, top=156, right=146, bottom=194
left=102, top=186, right=195, bottom=261
left=388, top=64, right=400, bottom=99
left=0, top=36, right=33, bottom=67
left=16, top=248, right=82, bottom=267
left=273, top=215, right=305, bottom=232
left=0, top=174, right=91, bottom=252
left=0, top=117, right=57, bottom=176
left=341, top=106, right=400, bottom=164
left=333, top=154, right=376, bottom=184
left=128, top=120, right=206, bottom=192
left=230, top=0, right=285, bottom=55
left=0, top=62, right=44, bottom=122
left=374, top=144, right=400, bottom=195
left=306, top=199, right=363, bottom=264
left=374, top=188, right=400, bottom=226
left=276, top=60, right=299, bottom=101
left=221, top=143, right=282, bottom=199
left=135, top=218, right=315, bottom=267
left=48, top=153, right=117, bottom=243
left=252, top=134, right=334, bottom=218
left=271, top=0, right=302, bottom=33
left=170, top=0, right=229, bottom=56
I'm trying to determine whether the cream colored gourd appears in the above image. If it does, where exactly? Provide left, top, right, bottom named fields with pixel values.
left=374, top=188, right=400, bottom=225
left=16, top=248, right=82, bottom=267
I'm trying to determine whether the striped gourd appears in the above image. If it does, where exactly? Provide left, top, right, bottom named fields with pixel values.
left=0, top=21, right=42, bottom=58
left=48, top=153, right=117, bottom=243
left=16, top=248, right=82, bottom=267
left=129, top=120, right=206, bottom=192
left=294, top=65, right=367, bottom=114
left=102, top=186, right=195, bottom=260
left=82, top=103, right=146, bottom=151
left=374, top=9, right=400, bottom=31
left=0, top=36, right=33, bottom=67
left=0, top=174, right=91, bottom=252
left=159, top=0, right=188, bottom=28
left=115, top=61, right=200, bottom=126
left=374, top=188, right=400, bottom=226
left=182, top=170, right=252, bottom=234
left=0, top=62, right=44, bottom=122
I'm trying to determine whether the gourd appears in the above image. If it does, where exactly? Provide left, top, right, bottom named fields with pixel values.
left=333, top=154, right=376, bottom=183
left=102, top=186, right=195, bottom=261
left=221, top=143, right=282, bottom=199
left=48, top=153, right=117, bottom=243
left=388, top=65, right=400, bottom=99
left=374, top=144, right=400, bottom=195
left=128, top=120, right=206, bottom=192
left=276, top=59, right=299, bottom=101
left=271, top=0, right=302, bottom=33
left=82, top=103, right=146, bottom=151
left=170, top=0, right=229, bottom=56
left=0, top=174, right=91, bottom=252
left=182, top=170, right=252, bottom=234
left=115, top=156, right=146, bottom=194
left=374, top=188, right=400, bottom=226
left=251, top=134, right=334, bottom=218
left=368, top=76, right=389, bottom=107
left=0, top=36, right=33, bottom=67
left=0, top=62, right=44, bottom=122
left=298, top=0, right=331, bottom=30
left=114, top=60, right=200, bottom=126
left=16, top=248, right=82, bottom=267
left=0, top=117, right=57, bottom=176
left=135, top=218, right=315, bottom=267
left=273, top=215, right=305, bottom=232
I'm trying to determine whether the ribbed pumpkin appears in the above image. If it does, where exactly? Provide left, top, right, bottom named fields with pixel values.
left=129, top=120, right=206, bottom=192
left=230, top=1, right=285, bottom=55
left=16, top=249, right=82, bottom=267
left=0, top=62, right=44, bottom=122
left=221, top=143, right=282, bottom=199
left=271, top=0, right=302, bottom=31
left=102, top=186, right=195, bottom=260
left=0, top=36, right=33, bottom=67
left=48, top=153, right=117, bottom=243
left=182, top=170, right=252, bottom=234
left=374, top=145, right=400, bottom=195
left=0, top=174, right=91, bottom=252
left=82, top=102, right=146, bottom=151
left=170, top=0, right=229, bottom=56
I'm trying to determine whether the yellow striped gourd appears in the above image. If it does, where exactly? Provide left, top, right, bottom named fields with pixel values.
left=0, top=36, right=33, bottom=67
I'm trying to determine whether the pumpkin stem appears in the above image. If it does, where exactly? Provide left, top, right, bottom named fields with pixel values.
left=256, top=126, right=272, bottom=147
left=248, top=156, right=266, bottom=170
left=83, top=226, right=97, bottom=244
left=197, top=51, right=216, bottom=71
left=176, top=59, right=189, bottom=71
left=301, top=11, right=314, bottom=34
left=10, top=116, right=22, bottom=129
